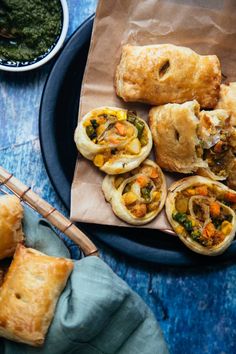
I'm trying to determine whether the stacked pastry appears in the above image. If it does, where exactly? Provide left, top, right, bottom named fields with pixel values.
left=75, top=43, right=236, bottom=256
left=0, top=195, right=73, bottom=346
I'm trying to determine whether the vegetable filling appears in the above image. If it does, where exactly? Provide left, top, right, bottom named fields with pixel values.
left=172, top=184, right=235, bottom=247
left=114, top=163, right=163, bottom=218
left=84, top=110, right=148, bottom=167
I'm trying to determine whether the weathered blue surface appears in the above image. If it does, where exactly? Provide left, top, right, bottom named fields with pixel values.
left=0, top=1, right=236, bottom=353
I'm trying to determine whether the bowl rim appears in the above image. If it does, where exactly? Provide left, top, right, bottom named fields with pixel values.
left=0, top=0, right=69, bottom=72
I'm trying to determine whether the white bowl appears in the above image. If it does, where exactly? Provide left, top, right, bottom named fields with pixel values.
left=0, top=0, right=69, bottom=72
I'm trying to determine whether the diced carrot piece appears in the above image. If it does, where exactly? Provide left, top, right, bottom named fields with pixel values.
left=141, top=166, right=159, bottom=179
left=203, top=222, right=215, bottom=238
left=150, top=168, right=159, bottom=179
left=195, top=186, right=208, bottom=196
left=115, top=122, right=126, bottom=136
left=136, top=175, right=149, bottom=187
left=108, top=136, right=120, bottom=144
left=210, top=202, right=221, bottom=218
left=186, top=188, right=196, bottom=196
left=225, top=192, right=236, bottom=203
left=213, top=141, right=224, bottom=153
left=131, top=204, right=147, bottom=218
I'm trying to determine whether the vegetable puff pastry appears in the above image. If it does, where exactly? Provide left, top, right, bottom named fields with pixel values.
left=216, top=82, right=236, bottom=126
left=149, top=100, right=236, bottom=184
left=102, top=159, right=167, bottom=225
left=0, top=268, right=4, bottom=287
left=115, top=44, right=221, bottom=109
left=166, top=176, right=236, bottom=256
left=0, top=195, right=24, bottom=260
left=0, top=245, right=73, bottom=346
left=74, top=107, right=152, bottom=174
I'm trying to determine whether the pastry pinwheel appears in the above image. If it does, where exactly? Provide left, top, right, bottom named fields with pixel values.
left=166, top=176, right=236, bottom=256
left=74, top=107, right=152, bottom=174
left=102, top=159, right=167, bottom=225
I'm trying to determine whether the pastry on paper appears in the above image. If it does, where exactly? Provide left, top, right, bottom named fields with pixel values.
left=0, top=245, right=73, bottom=346
left=166, top=176, right=236, bottom=256
left=115, top=44, right=221, bottom=108
left=0, top=195, right=24, bottom=260
left=74, top=107, right=152, bottom=174
left=102, top=159, right=166, bottom=225
left=216, top=82, right=236, bottom=126
left=149, top=100, right=236, bottom=184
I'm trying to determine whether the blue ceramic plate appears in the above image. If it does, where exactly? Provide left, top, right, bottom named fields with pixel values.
left=39, top=15, right=236, bottom=266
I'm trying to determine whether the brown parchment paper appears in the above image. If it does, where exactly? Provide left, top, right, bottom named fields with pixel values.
left=71, top=0, right=236, bottom=230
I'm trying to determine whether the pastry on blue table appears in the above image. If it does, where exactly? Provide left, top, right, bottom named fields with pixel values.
left=74, top=107, right=152, bottom=174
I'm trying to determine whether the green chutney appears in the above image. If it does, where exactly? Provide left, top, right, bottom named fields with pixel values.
left=0, top=0, right=62, bottom=63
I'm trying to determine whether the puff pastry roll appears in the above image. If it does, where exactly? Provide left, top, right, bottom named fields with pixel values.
left=74, top=107, right=152, bottom=174
left=149, top=100, right=236, bottom=185
left=216, top=82, right=236, bottom=126
left=166, top=176, right=236, bottom=256
left=115, top=44, right=221, bottom=109
left=0, top=195, right=24, bottom=260
left=102, top=159, right=166, bottom=225
left=0, top=245, right=73, bottom=346
left=0, top=268, right=4, bottom=287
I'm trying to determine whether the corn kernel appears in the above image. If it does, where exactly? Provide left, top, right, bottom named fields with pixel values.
left=221, top=221, right=232, bottom=235
left=175, top=225, right=184, bottom=235
left=152, top=191, right=161, bottom=201
left=83, top=120, right=91, bottom=127
left=117, top=110, right=127, bottom=121
left=93, top=154, right=104, bottom=167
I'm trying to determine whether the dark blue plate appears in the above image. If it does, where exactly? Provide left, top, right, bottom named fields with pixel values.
left=39, top=15, right=236, bottom=266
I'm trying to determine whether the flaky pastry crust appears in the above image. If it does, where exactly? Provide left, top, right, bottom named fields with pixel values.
left=149, top=100, right=206, bottom=173
left=216, top=82, right=236, bottom=126
left=115, top=44, right=221, bottom=108
left=0, top=245, right=73, bottom=346
left=0, top=195, right=24, bottom=260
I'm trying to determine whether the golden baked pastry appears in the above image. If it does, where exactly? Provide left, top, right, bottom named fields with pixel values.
left=0, top=245, right=73, bottom=346
left=115, top=44, right=221, bottom=108
left=216, top=82, right=236, bottom=126
left=166, top=176, right=236, bottom=256
left=74, top=107, right=152, bottom=174
left=0, top=268, right=4, bottom=287
left=102, top=159, right=166, bottom=225
left=149, top=100, right=236, bottom=184
left=0, top=195, right=24, bottom=260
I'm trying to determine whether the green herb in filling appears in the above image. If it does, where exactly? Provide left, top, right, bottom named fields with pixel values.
left=172, top=212, right=193, bottom=232
left=141, top=183, right=153, bottom=201
left=86, top=125, right=97, bottom=140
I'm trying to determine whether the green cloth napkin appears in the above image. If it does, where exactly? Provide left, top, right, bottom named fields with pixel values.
left=3, top=209, right=168, bottom=354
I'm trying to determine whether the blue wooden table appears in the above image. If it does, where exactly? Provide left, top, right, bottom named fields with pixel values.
left=0, top=1, right=236, bottom=353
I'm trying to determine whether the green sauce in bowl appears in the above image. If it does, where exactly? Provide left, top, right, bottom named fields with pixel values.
left=0, top=0, right=62, bottom=65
